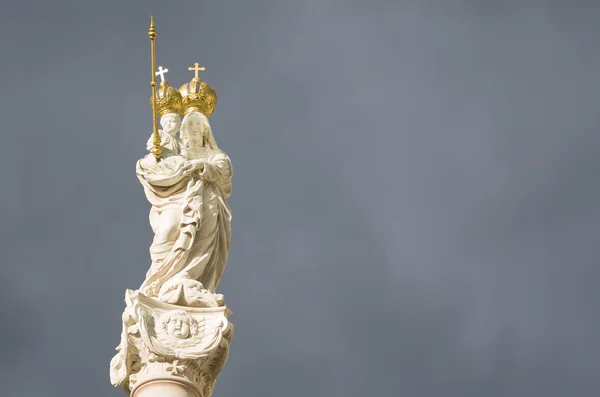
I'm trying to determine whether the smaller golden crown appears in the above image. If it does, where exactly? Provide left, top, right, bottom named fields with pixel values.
left=152, top=80, right=183, bottom=117
left=179, top=62, right=217, bottom=117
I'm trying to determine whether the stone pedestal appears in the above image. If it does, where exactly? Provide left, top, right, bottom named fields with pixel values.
left=110, top=290, right=234, bottom=397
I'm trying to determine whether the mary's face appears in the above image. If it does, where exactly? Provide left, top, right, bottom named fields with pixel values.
left=184, top=115, right=204, bottom=145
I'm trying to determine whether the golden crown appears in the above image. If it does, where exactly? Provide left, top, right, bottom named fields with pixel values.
left=152, top=80, right=183, bottom=117
left=179, top=62, right=217, bottom=117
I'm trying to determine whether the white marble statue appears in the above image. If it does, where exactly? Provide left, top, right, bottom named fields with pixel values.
left=145, top=66, right=184, bottom=158
left=111, top=49, right=234, bottom=395
left=145, top=113, right=183, bottom=157
left=136, top=111, right=232, bottom=306
left=110, top=290, right=233, bottom=395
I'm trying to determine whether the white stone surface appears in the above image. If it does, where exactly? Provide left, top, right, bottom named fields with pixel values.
left=110, top=290, right=233, bottom=395
left=111, top=111, right=234, bottom=396
left=138, top=112, right=232, bottom=298
left=145, top=113, right=183, bottom=158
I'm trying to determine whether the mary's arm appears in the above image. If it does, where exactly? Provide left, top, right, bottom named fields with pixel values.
left=200, top=151, right=232, bottom=180
left=188, top=150, right=233, bottom=198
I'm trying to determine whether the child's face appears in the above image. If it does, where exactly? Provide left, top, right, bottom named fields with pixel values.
left=167, top=315, right=190, bottom=339
left=161, top=114, right=181, bottom=136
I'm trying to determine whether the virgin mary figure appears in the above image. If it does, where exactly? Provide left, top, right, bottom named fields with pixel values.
left=136, top=111, right=232, bottom=303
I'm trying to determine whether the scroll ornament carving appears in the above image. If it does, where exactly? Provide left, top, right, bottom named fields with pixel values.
left=110, top=290, right=233, bottom=396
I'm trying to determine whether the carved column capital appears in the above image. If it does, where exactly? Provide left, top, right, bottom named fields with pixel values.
left=110, top=290, right=234, bottom=397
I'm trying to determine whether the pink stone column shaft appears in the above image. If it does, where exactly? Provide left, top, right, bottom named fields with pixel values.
left=131, top=377, right=201, bottom=397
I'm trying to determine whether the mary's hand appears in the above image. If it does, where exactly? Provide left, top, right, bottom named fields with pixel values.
left=181, top=159, right=205, bottom=174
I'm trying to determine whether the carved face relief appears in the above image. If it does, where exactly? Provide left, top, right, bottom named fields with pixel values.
left=166, top=313, right=191, bottom=339
left=183, top=113, right=205, bottom=147
left=136, top=298, right=229, bottom=359
left=160, top=114, right=182, bottom=137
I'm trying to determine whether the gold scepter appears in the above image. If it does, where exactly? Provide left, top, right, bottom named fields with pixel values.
left=148, top=15, right=161, bottom=161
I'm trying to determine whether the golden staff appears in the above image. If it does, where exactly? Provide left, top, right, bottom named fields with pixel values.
left=148, top=15, right=161, bottom=161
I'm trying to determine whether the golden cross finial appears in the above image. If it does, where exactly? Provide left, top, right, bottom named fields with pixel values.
left=188, top=62, right=206, bottom=79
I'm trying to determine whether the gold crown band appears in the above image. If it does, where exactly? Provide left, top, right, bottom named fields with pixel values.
left=148, top=64, right=218, bottom=118
left=179, top=77, right=217, bottom=117
left=151, top=80, right=183, bottom=117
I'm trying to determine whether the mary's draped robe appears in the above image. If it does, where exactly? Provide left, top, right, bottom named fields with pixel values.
left=135, top=149, right=232, bottom=298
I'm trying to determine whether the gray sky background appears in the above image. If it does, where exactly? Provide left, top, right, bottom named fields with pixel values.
left=1, top=0, right=599, bottom=396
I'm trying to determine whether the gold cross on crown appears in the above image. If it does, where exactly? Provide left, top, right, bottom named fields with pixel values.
left=188, top=62, right=206, bottom=79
